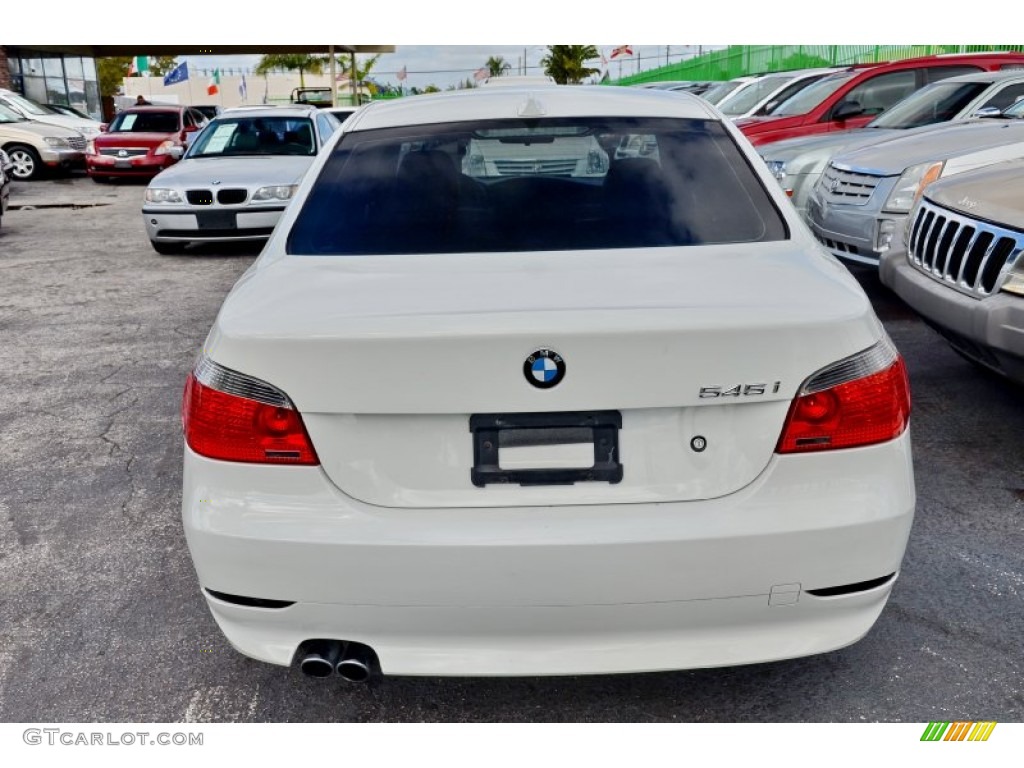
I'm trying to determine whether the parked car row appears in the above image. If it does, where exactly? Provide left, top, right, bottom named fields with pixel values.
left=720, top=57, right=1024, bottom=389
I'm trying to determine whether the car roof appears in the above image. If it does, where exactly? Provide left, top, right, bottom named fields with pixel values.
left=220, top=106, right=317, bottom=119
left=933, top=69, right=1024, bottom=84
left=348, top=85, right=718, bottom=131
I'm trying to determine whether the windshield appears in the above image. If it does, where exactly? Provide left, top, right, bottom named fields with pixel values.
left=109, top=110, right=181, bottom=133
left=0, top=104, right=27, bottom=123
left=287, top=117, right=787, bottom=256
left=868, top=81, right=990, bottom=129
left=771, top=72, right=855, bottom=116
left=1002, top=99, right=1024, bottom=118
left=1, top=93, right=56, bottom=116
left=701, top=81, right=743, bottom=105
left=718, top=76, right=795, bottom=115
left=187, top=116, right=317, bottom=157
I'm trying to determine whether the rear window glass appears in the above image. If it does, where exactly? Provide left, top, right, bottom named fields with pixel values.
left=286, top=117, right=787, bottom=256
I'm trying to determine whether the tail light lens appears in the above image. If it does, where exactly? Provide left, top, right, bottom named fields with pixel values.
left=777, top=338, right=911, bottom=454
left=182, top=356, right=319, bottom=465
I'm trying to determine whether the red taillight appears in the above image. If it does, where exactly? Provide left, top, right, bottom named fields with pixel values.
left=777, top=355, right=911, bottom=454
left=182, top=372, right=319, bottom=465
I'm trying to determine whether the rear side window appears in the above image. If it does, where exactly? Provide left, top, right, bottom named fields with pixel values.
left=286, top=117, right=787, bottom=255
left=923, top=65, right=982, bottom=83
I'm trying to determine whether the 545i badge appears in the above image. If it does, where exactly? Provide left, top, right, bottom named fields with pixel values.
left=700, top=382, right=782, bottom=398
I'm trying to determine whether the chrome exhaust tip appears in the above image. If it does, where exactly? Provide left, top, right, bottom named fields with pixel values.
left=298, top=641, right=341, bottom=678
left=335, top=643, right=377, bottom=683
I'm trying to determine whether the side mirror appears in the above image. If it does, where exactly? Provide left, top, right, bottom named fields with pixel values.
left=972, top=106, right=1003, bottom=118
left=833, top=100, right=864, bottom=121
left=99, top=123, right=108, bottom=132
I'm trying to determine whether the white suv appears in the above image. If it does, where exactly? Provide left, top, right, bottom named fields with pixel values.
left=181, top=85, right=915, bottom=680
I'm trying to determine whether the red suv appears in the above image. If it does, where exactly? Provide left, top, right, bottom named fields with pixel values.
left=86, top=105, right=207, bottom=182
left=736, top=53, right=1024, bottom=147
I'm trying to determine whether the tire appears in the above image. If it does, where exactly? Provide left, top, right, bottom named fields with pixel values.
left=91, top=174, right=110, bottom=184
left=150, top=240, right=189, bottom=255
left=5, top=145, right=43, bottom=181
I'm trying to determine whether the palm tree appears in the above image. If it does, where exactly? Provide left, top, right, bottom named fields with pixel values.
left=540, top=45, right=601, bottom=85
left=485, top=56, right=509, bottom=78
left=254, top=54, right=324, bottom=87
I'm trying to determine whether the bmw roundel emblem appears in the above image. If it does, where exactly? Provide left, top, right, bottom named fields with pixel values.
left=524, top=349, right=566, bottom=389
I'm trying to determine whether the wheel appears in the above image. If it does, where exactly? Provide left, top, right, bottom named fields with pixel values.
left=150, top=240, right=189, bottom=255
left=5, top=145, right=43, bottom=181
left=91, top=174, right=110, bottom=184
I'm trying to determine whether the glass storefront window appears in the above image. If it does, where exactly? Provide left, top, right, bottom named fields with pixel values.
left=8, top=57, right=21, bottom=75
left=42, top=56, right=65, bottom=81
left=65, top=56, right=85, bottom=80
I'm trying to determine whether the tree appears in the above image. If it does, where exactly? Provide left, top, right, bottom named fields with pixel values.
left=254, top=54, right=325, bottom=87
left=485, top=56, right=509, bottom=78
left=96, top=57, right=132, bottom=97
left=540, top=45, right=601, bottom=85
left=147, top=56, right=179, bottom=77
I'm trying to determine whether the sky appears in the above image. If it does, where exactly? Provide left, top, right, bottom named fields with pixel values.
left=181, top=46, right=719, bottom=91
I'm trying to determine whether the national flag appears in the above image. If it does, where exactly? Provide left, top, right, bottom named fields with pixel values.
left=238, top=74, right=248, bottom=100
left=163, top=61, right=189, bottom=86
left=207, top=69, right=221, bottom=96
left=396, top=66, right=407, bottom=82
left=610, top=46, right=633, bottom=59
left=128, top=56, right=149, bottom=76
left=473, top=66, right=488, bottom=82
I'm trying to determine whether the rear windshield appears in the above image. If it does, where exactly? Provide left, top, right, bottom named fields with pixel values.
left=287, top=117, right=787, bottom=256
left=109, top=110, right=180, bottom=133
left=718, top=76, right=795, bottom=115
left=771, top=72, right=855, bottom=116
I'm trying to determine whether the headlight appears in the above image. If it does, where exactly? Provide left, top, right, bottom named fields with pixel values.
left=44, top=137, right=70, bottom=148
left=85, top=140, right=96, bottom=155
left=145, top=188, right=183, bottom=204
left=154, top=140, right=179, bottom=156
left=1002, top=258, right=1024, bottom=296
left=252, top=185, right=298, bottom=201
left=883, top=161, right=944, bottom=213
left=78, top=126, right=99, bottom=135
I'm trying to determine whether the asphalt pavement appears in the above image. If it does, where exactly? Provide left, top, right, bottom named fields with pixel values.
left=0, top=176, right=1021, bottom=722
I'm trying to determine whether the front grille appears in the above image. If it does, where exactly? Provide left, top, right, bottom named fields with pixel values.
left=819, top=164, right=881, bottom=205
left=216, top=189, right=247, bottom=205
left=186, top=190, right=214, bottom=206
left=98, top=147, right=148, bottom=157
left=907, top=199, right=1024, bottom=298
left=492, top=158, right=578, bottom=177
left=67, top=136, right=87, bottom=151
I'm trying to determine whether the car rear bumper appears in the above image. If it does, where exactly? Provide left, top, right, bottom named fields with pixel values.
left=182, top=431, right=916, bottom=676
left=40, top=148, right=84, bottom=167
left=880, top=251, right=1024, bottom=381
left=143, top=207, right=286, bottom=242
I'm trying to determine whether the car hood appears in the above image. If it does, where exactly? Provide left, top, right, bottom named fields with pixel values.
left=831, top=119, right=1024, bottom=175
left=760, top=129, right=900, bottom=162
left=0, top=120, right=83, bottom=141
left=925, top=158, right=1024, bottom=225
left=96, top=132, right=178, bottom=148
left=30, top=113, right=100, bottom=135
left=154, top=156, right=315, bottom=187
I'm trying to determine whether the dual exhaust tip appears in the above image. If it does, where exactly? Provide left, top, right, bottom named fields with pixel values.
left=298, top=640, right=377, bottom=683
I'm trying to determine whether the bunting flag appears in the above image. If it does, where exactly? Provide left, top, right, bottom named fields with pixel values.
left=610, top=46, right=633, bottom=59
left=163, top=61, right=189, bottom=86
left=397, top=66, right=407, bottom=82
left=473, top=66, right=489, bottom=82
left=207, top=69, right=221, bottom=96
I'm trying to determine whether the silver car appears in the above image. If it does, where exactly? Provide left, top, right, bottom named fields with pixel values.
left=806, top=100, right=1024, bottom=267
left=880, top=160, right=1024, bottom=383
left=142, top=105, right=340, bottom=254
left=763, top=70, right=1024, bottom=216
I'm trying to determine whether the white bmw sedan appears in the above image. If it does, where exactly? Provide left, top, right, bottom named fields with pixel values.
left=181, top=85, right=915, bottom=680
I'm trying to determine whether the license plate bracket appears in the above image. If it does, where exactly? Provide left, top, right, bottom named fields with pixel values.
left=470, top=410, right=623, bottom=487
left=196, top=211, right=237, bottom=230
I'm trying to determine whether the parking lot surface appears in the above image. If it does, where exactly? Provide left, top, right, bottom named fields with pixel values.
left=0, top=177, right=1021, bottom=722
